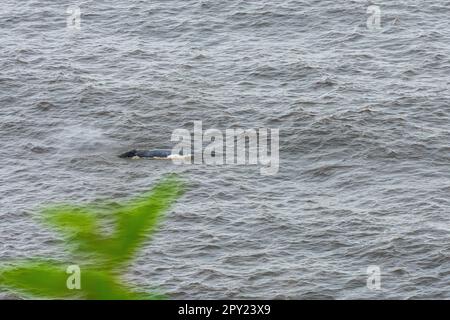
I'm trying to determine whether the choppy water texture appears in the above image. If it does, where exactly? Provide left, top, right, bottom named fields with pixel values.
left=1, top=0, right=450, bottom=299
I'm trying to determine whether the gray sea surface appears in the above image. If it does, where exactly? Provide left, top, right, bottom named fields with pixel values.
left=1, top=0, right=449, bottom=299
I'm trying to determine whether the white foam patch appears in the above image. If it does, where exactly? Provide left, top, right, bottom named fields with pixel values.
left=167, top=154, right=192, bottom=160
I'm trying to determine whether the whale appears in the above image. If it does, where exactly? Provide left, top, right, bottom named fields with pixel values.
left=119, top=149, right=190, bottom=160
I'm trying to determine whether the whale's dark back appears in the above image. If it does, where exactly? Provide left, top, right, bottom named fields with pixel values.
left=137, top=149, right=172, bottom=158
left=119, top=149, right=177, bottom=158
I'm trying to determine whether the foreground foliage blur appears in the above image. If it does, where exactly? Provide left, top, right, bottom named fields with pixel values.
left=0, top=175, right=184, bottom=300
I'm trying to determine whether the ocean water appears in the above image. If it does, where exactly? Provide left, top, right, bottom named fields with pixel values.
left=0, top=0, right=449, bottom=299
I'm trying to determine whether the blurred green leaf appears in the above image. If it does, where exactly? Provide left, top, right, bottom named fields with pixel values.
left=0, top=174, right=185, bottom=299
left=0, top=262, right=79, bottom=299
left=110, top=175, right=184, bottom=265
left=43, top=206, right=99, bottom=234
left=42, top=206, right=107, bottom=255
left=42, top=175, right=184, bottom=267
left=0, top=262, right=162, bottom=300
